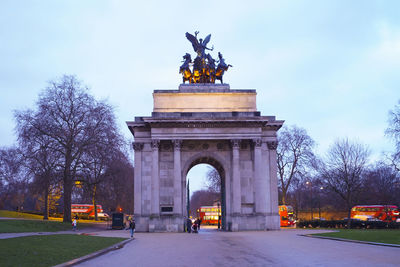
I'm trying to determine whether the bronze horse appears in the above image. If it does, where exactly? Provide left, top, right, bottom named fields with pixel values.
left=192, top=56, right=208, bottom=83
left=215, top=52, right=232, bottom=84
left=206, top=53, right=216, bottom=83
left=179, top=53, right=193, bottom=83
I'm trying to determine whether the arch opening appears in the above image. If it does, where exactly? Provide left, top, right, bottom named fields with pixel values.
left=185, top=157, right=226, bottom=230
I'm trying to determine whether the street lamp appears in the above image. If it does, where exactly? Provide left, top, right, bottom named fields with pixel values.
left=306, top=181, right=313, bottom=220
left=187, top=179, right=190, bottom=218
left=318, top=186, right=324, bottom=220
left=217, top=202, right=221, bottom=230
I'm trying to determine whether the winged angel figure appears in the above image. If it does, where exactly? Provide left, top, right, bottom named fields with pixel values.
left=185, top=31, right=214, bottom=59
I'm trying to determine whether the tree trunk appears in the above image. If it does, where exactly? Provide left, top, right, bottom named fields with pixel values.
left=93, top=184, right=98, bottom=221
left=63, top=153, right=72, bottom=223
left=346, top=205, right=352, bottom=229
left=63, top=178, right=72, bottom=222
left=281, top=191, right=286, bottom=205
left=43, top=186, right=49, bottom=220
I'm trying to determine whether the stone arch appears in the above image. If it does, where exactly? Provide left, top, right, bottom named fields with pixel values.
left=182, top=151, right=229, bottom=178
left=182, top=151, right=230, bottom=230
left=127, top=85, right=284, bottom=232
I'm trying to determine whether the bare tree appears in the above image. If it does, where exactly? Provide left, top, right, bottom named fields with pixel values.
left=277, top=125, right=316, bottom=205
left=190, top=190, right=219, bottom=217
left=361, top=162, right=400, bottom=206
left=79, top=120, right=124, bottom=220
left=0, top=147, right=27, bottom=210
left=321, top=138, right=370, bottom=227
left=14, top=117, right=62, bottom=220
left=205, top=167, right=221, bottom=193
left=386, top=100, right=400, bottom=171
left=14, top=75, right=120, bottom=222
left=97, top=151, right=134, bottom=214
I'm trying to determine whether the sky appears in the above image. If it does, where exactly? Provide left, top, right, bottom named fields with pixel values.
left=1, top=1, right=400, bottom=192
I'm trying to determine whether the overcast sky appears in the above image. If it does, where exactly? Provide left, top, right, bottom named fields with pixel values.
left=1, top=1, right=399, bottom=192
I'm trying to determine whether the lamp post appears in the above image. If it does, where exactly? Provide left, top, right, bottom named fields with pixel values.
left=187, top=179, right=190, bottom=218
left=318, top=186, right=324, bottom=220
left=217, top=202, right=221, bottom=230
left=306, top=181, right=313, bottom=220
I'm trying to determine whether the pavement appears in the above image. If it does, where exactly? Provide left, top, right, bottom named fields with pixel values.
left=1, top=225, right=399, bottom=266
left=75, top=227, right=400, bottom=267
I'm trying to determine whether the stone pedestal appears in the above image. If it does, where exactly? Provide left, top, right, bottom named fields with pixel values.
left=127, top=84, right=284, bottom=232
left=153, top=84, right=256, bottom=113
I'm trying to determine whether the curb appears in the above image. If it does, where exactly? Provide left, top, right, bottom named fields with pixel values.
left=54, top=238, right=134, bottom=267
left=300, top=234, right=400, bottom=248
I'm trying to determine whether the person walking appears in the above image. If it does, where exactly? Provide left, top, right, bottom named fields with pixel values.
left=186, top=218, right=192, bottom=233
left=129, top=218, right=136, bottom=238
left=72, top=218, right=77, bottom=231
left=197, top=218, right=202, bottom=230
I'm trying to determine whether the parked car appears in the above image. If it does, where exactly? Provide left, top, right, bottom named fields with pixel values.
left=98, top=212, right=110, bottom=220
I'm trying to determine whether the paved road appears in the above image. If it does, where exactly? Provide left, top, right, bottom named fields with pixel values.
left=76, top=228, right=400, bottom=267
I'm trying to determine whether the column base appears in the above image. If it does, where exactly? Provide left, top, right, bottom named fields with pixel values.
left=229, top=213, right=280, bottom=231
left=144, top=215, right=185, bottom=232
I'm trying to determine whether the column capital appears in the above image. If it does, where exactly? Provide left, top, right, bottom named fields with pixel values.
left=132, top=142, right=144, bottom=151
left=151, top=139, right=160, bottom=150
left=172, top=139, right=182, bottom=150
left=253, top=138, right=262, bottom=147
left=267, top=141, right=278, bottom=150
left=230, top=139, right=241, bottom=149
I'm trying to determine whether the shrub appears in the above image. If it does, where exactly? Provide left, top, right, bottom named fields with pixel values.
left=297, top=219, right=400, bottom=229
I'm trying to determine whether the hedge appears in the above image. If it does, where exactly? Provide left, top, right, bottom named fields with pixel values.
left=297, top=219, right=400, bottom=229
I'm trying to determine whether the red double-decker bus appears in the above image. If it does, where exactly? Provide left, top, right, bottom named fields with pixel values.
left=71, top=204, right=108, bottom=219
left=198, top=206, right=221, bottom=225
left=350, top=205, right=399, bottom=222
left=279, top=205, right=295, bottom=227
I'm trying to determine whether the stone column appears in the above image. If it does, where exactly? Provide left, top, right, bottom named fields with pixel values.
left=133, top=142, right=144, bottom=216
left=254, top=138, right=267, bottom=214
left=173, top=139, right=182, bottom=216
left=267, top=141, right=279, bottom=215
left=231, top=139, right=241, bottom=215
left=151, top=139, right=160, bottom=216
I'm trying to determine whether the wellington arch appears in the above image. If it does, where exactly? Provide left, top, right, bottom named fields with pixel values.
left=126, top=83, right=284, bottom=232
left=126, top=32, right=284, bottom=232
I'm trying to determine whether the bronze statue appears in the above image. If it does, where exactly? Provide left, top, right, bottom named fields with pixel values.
left=216, top=52, right=232, bottom=84
left=179, top=53, right=193, bottom=83
left=185, top=31, right=214, bottom=59
left=180, top=32, right=231, bottom=84
left=206, top=53, right=216, bottom=83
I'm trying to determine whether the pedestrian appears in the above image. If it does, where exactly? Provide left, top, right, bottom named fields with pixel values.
left=129, top=218, right=136, bottom=238
left=72, top=218, right=77, bottom=231
left=186, top=218, right=192, bottom=233
left=197, top=218, right=202, bottom=230
left=191, top=221, right=198, bottom=233
left=126, top=216, right=132, bottom=230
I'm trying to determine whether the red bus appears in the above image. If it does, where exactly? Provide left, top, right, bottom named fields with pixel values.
left=350, top=205, right=399, bottom=222
left=71, top=204, right=108, bottom=219
left=279, top=205, right=295, bottom=227
left=198, top=206, right=221, bottom=225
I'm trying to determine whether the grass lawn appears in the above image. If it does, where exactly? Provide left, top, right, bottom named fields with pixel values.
left=313, top=229, right=400, bottom=245
left=0, top=210, right=108, bottom=224
left=0, top=210, right=43, bottom=220
left=0, top=219, right=91, bottom=233
left=0, top=234, right=126, bottom=267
